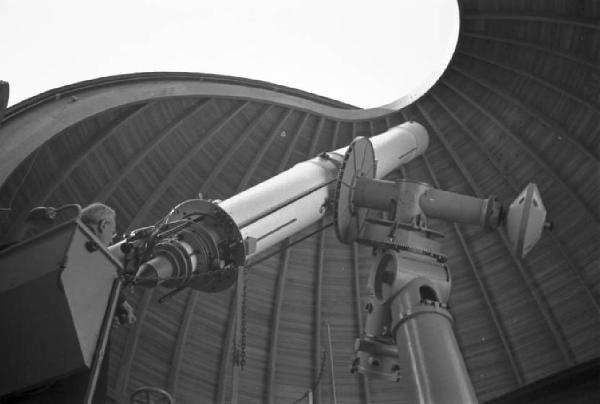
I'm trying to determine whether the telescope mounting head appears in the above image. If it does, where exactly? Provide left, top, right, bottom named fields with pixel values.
left=129, top=199, right=245, bottom=292
left=333, top=137, right=549, bottom=259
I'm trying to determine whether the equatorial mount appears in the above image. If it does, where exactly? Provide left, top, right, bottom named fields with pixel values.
left=332, top=135, right=550, bottom=403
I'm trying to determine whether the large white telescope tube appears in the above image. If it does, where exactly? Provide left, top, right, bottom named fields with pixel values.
left=219, top=121, right=429, bottom=257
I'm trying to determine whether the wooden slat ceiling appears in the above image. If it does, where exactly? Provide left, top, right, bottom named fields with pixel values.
left=1, top=1, right=599, bottom=403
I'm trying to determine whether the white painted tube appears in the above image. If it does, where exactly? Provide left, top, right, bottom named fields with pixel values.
left=218, top=122, right=429, bottom=257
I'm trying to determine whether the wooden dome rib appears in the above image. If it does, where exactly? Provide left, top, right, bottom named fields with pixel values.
left=215, top=292, right=237, bottom=404
left=449, top=64, right=598, bottom=164
left=199, top=104, right=273, bottom=195
left=167, top=290, right=198, bottom=396
left=114, top=289, right=155, bottom=402
left=456, top=49, right=600, bottom=115
left=461, top=32, right=600, bottom=71
left=440, top=79, right=599, bottom=224
left=3, top=103, right=149, bottom=240
left=95, top=99, right=211, bottom=203
left=266, top=243, right=291, bottom=404
left=462, top=12, right=600, bottom=30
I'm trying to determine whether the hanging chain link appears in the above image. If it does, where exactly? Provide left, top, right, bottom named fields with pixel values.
left=240, top=265, right=248, bottom=369
left=291, top=350, right=328, bottom=404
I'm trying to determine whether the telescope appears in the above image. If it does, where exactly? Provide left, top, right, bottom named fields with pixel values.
left=1, top=121, right=549, bottom=403
left=110, top=122, right=546, bottom=291
left=107, top=121, right=547, bottom=403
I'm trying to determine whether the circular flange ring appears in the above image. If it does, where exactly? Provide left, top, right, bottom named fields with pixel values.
left=166, top=199, right=245, bottom=292
left=333, top=136, right=376, bottom=243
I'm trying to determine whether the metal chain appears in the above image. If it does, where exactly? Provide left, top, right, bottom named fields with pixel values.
left=240, top=265, right=248, bottom=369
left=291, top=350, right=328, bottom=404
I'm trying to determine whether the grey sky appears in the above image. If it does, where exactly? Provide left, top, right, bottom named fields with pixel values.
left=0, top=0, right=458, bottom=108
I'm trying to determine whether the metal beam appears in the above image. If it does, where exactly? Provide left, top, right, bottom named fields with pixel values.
left=266, top=242, right=292, bottom=404
left=414, top=102, right=575, bottom=366
left=429, top=90, right=600, bottom=317
left=441, top=80, right=600, bottom=224
left=450, top=65, right=598, bottom=163
left=462, top=31, right=600, bottom=71
left=114, top=289, right=155, bottom=402
left=95, top=100, right=211, bottom=202
left=420, top=154, right=524, bottom=386
left=127, top=101, right=248, bottom=230
left=167, top=290, right=198, bottom=396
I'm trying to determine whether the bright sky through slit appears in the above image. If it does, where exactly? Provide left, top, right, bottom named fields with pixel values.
left=0, top=0, right=459, bottom=108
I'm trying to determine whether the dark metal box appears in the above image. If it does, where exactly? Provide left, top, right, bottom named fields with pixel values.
left=0, top=220, right=120, bottom=397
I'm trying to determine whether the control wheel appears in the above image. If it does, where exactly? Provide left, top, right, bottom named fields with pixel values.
left=130, top=386, right=174, bottom=404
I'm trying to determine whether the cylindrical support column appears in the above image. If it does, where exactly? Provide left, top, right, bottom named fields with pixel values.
left=391, top=279, right=477, bottom=404
left=420, top=189, right=489, bottom=227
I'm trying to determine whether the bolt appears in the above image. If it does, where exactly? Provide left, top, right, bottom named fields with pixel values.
left=365, top=302, right=373, bottom=313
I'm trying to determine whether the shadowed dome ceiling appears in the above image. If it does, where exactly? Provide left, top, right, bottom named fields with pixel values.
left=1, top=0, right=599, bottom=403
